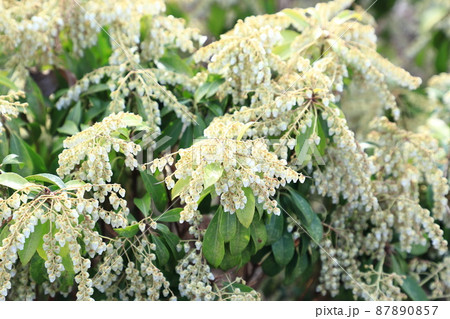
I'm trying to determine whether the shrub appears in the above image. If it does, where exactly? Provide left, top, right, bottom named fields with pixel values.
left=0, top=0, right=448, bottom=301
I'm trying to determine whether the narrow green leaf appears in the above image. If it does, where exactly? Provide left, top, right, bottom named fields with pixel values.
left=261, top=253, right=283, bottom=276
left=1, top=154, right=22, bottom=166
left=114, top=224, right=140, bottom=238
left=265, top=213, right=284, bottom=245
left=236, top=187, right=255, bottom=228
left=0, top=172, right=29, bottom=190
left=272, top=232, right=295, bottom=266
left=203, top=208, right=225, bottom=267
left=140, top=171, right=168, bottom=212
left=0, top=74, right=18, bottom=90
left=57, top=120, right=79, bottom=135
left=250, top=216, right=267, bottom=252
left=26, top=173, right=66, bottom=189
left=81, top=83, right=109, bottom=96
left=156, top=208, right=182, bottom=223
left=402, top=276, right=428, bottom=301
left=18, top=221, right=47, bottom=265
left=220, top=246, right=241, bottom=270
left=171, top=176, right=191, bottom=199
left=151, top=234, right=170, bottom=265
left=287, top=190, right=323, bottom=243
left=283, top=9, right=310, bottom=29
left=159, top=52, right=193, bottom=76
left=219, top=207, right=237, bottom=243
left=134, top=193, right=151, bottom=216
left=30, top=254, right=47, bottom=284
left=229, top=221, right=251, bottom=255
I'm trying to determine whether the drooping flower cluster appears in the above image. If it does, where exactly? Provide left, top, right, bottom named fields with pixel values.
left=194, top=0, right=421, bottom=121
left=176, top=249, right=260, bottom=301
left=93, top=236, right=173, bottom=301
left=0, top=0, right=204, bottom=87
left=427, top=73, right=450, bottom=125
left=55, top=66, right=200, bottom=138
left=57, top=112, right=144, bottom=185
left=0, top=180, right=129, bottom=300
left=367, top=117, right=449, bottom=254
left=148, top=137, right=304, bottom=224
left=0, top=90, right=27, bottom=135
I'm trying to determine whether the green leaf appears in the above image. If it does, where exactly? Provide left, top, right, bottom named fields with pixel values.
left=287, top=190, right=323, bottom=243
left=140, top=171, right=168, bottom=212
left=81, top=83, right=109, bottom=96
left=391, top=254, right=428, bottom=301
left=282, top=9, right=310, bottom=29
left=30, top=254, right=47, bottom=284
left=0, top=223, right=11, bottom=244
left=224, top=282, right=255, bottom=294
left=265, top=213, right=284, bottom=245
left=36, top=222, right=51, bottom=260
left=18, top=221, right=47, bottom=265
left=0, top=172, right=29, bottom=190
left=114, top=224, right=140, bottom=238
left=10, top=132, right=46, bottom=175
left=250, top=216, right=267, bottom=252
left=134, top=193, right=151, bottom=216
left=157, top=226, right=183, bottom=260
left=156, top=208, right=182, bottom=223
left=271, top=232, right=295, bottom=266
left=0, top=74, right=18, bottom=90
left=57, top=120, right=79, bottom=135
left=285, top=249, right=309, bottom=284
left=203, top=163, right=223, bottom=190
left=25, top=77, right=47, bottom=125
left=273, top=43, right=292, bottom=60
left=59, top=242, right=75, bottom=283
left=295, top=124, right=313, bottom=158
left=67, top=101, right=82, bottom=124
left=402, top=276, right=428, bottom=301
left=194, top=75, right=225, bottom=102
left=316, top=118, right=327, bottom=156
left=198, top=185, right=213, bottom=204
left=26, top=173, right=66, bottom=189
left=261, top=253, right=283, bottom=276
left=171, top=176, right=191, bottom=199
left=219, top=207, right=237, bottom=243
left=203, top=208, right=225, bottom=267
left=236, top=187, right=255, bottom=228
left=122, top=113, right=144, bottom=127
left=151, top=234, right=170, bottom=265
left=220, top=246, right=241, bottom=270
left=1, top=154, right=23, bottom=166
left=229, top=221, right=251, bottom=255
left=159, top=52, right=193, bottom=76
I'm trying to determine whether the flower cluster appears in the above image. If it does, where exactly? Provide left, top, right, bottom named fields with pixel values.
left=194, top=14, right=289, bottom=103
left=312, top=107, right=379, bottom=213
left=93, top=235, right=173, bottom=301
left=0, top=180, right=129, bottom=300
left=55, top=66, right=198, bottom=137
left=148, top=137, right=304, bottom=223
left=427, top=73, right=450, bottom=125
left=0, top=90, right=27, bottom=135
left=367, top=117, right=449, bottom=254
left=176, top=249, right=260, bottom=301
left=0, top=0, right=207, bottom=89
left=57, top=112, right=143, bottom=185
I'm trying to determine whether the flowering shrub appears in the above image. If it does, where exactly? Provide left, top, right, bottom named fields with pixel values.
left=0, top=0, right=448, bottom=301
